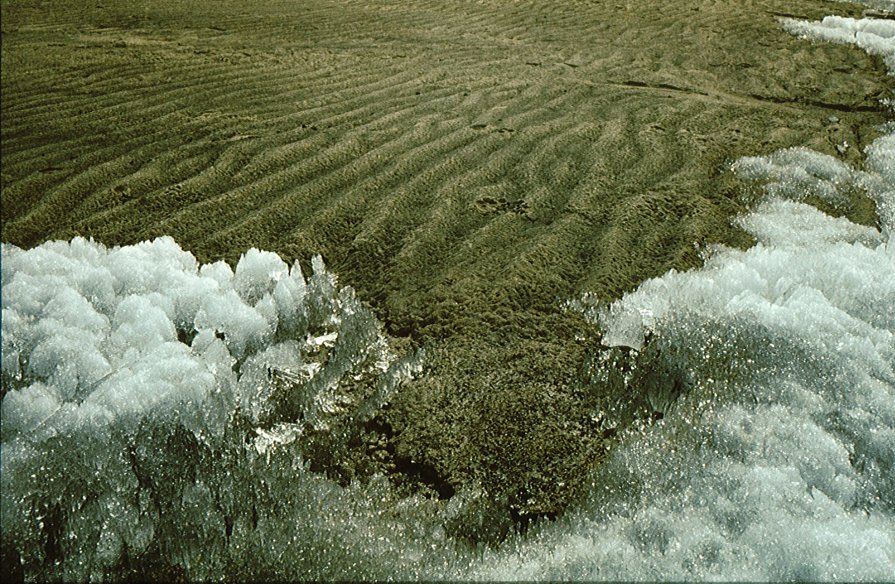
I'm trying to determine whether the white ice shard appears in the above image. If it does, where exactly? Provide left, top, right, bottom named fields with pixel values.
left=1, top=238, right=421, bottom=580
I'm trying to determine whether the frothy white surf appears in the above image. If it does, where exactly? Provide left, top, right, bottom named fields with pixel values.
left=2, top=8, right=894, bottom=583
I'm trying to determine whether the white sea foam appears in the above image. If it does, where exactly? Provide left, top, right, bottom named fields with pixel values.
left=2, top=8, right=894, bottom=583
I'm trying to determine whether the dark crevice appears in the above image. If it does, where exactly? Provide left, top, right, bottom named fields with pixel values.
left=764, top=11, right=804, bottom=19
left=619, top=79, right=708, bottom=97
left=176, top=326, right=197, bottom=346
left=862, top=11, right=895, bottom=21
left=364, top=417, right=457, bottom=500
left=747, top=93, right=886, bottom=113
left=510, top=505, right=558, bottom=536
left=1, top=545, right=24, bottom=584
left=391, top=455, right=456, bottom=500
left=617, top=79, right=887, bottom=114
left=40, top=503, right=65, bottom=565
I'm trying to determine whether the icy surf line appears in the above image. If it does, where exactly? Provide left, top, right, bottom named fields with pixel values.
left=2, top=6, right=894, bottom=583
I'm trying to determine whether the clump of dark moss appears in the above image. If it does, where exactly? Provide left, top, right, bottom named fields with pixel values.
left=378, top=315, right=613, bottom=530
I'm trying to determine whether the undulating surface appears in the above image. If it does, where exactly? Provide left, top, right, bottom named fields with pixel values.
left=1, top=0, right=887, bottom=310
left=2, top=1, right=893, bottom=578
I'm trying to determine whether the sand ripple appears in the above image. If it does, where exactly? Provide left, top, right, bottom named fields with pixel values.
left=2, top=0, right=890, bottom=518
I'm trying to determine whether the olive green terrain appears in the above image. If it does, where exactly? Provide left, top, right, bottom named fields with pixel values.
left=1, top=0, right=889, bottom=525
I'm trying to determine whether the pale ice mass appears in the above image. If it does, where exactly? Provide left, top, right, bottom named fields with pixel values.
left=1, top=2, right=894, bottom=581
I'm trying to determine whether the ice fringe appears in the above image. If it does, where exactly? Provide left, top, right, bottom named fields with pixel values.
left=490, top=129, right=895, bottom=580
left=783, top=15, right=895, bottom=72
left=1, top=238, right=424, bottom=580
left=3, top=7, right=895, bottom=583
left=544, top=14, right=895, bottom=581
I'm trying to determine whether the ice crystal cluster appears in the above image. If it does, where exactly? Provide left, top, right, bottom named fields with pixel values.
left=533, top=14, right=895, bottom=581
left=2, top=8, right=894, bottom=583
left=550, top=137, right=894, bottom=579
left=783, top=14, right=895, bottom=71
left=1, top=238, right=424, bottom=580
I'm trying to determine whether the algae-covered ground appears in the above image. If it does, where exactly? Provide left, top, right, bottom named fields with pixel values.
left=1, top=0, right=890, bottom=526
